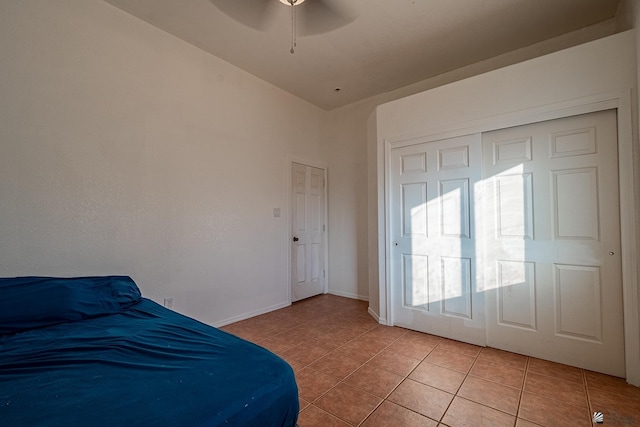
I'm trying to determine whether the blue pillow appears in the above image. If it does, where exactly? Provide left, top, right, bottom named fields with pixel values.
left=0, top=276, right=142, bottom=335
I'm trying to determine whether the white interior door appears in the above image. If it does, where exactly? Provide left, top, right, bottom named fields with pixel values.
left=482, top=110, right=625, bottom=377
left=291, top=162, right=326, bottom=302
left=390, top=134, right=486, bottom=346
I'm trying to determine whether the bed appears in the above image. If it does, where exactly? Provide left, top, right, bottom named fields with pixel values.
left=0, top=276, right=299, bottom=427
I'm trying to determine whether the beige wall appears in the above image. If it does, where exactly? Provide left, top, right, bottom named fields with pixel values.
left=0, top=0, right=328, bottom=326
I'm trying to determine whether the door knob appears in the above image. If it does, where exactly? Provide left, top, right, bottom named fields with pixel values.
left=293, top=237, right=299, bottom=242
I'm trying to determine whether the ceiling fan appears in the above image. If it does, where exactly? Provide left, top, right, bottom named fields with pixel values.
left=209, top=0, right=355, bottom=53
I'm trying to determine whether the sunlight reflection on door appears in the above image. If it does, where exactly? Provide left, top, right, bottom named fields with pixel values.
left=403, top=163, right=529, bottom=312
left=481, top=164, right=528, bottom=293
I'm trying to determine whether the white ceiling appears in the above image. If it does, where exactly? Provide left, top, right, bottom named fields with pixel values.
left=103, top=0, right=621, bottom=110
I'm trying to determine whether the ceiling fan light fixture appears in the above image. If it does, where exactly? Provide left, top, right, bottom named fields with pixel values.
left=278, top=0, right=306, bottom=5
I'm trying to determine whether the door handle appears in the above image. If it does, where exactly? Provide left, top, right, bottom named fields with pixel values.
left=293, top=237, right=299, bottom=242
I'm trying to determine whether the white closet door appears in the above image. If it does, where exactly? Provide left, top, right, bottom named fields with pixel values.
left=390, top=134, right=486, bottom=346
left=482, top=110, right=625, bottom=376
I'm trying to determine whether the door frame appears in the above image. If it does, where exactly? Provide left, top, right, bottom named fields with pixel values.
left=381, top=89, right=639, bottom=385
left=286, top=156, right=329, bottom=303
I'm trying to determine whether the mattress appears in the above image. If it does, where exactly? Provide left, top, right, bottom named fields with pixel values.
left=0, top=276, right=299, bottom=427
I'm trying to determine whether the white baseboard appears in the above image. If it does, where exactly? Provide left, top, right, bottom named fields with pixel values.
left=367, top=306, right=380, bottom=322
left=211, top=301, right=291, bottom=328
left=367, top=306, right=389, bottom=325
left=328, top=289, right=369, bottom=301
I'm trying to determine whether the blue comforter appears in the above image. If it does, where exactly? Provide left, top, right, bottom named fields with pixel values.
left=0, top=277, right=299, bottom=427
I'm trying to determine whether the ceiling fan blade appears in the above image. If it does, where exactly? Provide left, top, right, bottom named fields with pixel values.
left=297, top=0, right=355, bottom=36
left=209, top=0, right=279, bottom=31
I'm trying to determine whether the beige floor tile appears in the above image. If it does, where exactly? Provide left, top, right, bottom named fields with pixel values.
left=361, top=325, right=408, bottom=344
left=367, top=349, right=421, bottom=376
left=308, top=352, right=363, bottom=380
left=294, top=367, right=341, bottom=402
left=477, top=347, right=528, bottom=369
left=441, top=397, right=515, bottom=427
left=280, top=343, right=332, bottom=366
left=437, top=338, right=482, bottom=357
left=516, top=418, right=543, bottom=427
left=315, top=383, right=383, bottom=426
left=524, top=372, right=588, bottom=408
left=527, top=357, right=583, bottom=384
left=519, top=391, right=591, bottom=427
left=342, top=364, right=404, bottom=398
left=457, top=375, right=521, bottom=415
left=585, top=370, right=640, bottom=402
left=469, top=358, right=525, bottom=389
left=386, top=338, right=436, bottom=360
left=425, top=348, right=476, bottom=373
left=331, top=337, right=388, bottom=363
left=388, top=378, right=453, bottom=421
left=297, top=405, right=351, bottom=427
left=409, top=361, right=466, bottom=394
left=361, top=401, right=438, bottom=427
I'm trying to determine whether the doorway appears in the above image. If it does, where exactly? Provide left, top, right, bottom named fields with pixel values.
left=290, top=162, right=327, bottom=302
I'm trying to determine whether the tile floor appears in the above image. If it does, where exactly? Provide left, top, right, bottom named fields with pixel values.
left=220, top=294, right=640, bottom=427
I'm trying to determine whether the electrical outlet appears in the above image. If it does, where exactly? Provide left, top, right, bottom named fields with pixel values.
left=273, top=208, right=281, bottom=217
left=163, top=298, right=174, bottom=309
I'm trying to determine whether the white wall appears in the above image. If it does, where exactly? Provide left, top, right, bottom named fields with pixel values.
left=325, top=103, right=371, bottom=301
left=1, top=0, right=634, bottom=331
left=376, top=32, right=636, bottom=138
left=0, top=0, right=328, bottom=326
left=374, top=30, right=639, bottom=383
left=631, top=0, right=640, bottom=389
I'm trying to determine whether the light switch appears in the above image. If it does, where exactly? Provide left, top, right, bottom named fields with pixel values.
left=273, top=208, right=281, bottom=217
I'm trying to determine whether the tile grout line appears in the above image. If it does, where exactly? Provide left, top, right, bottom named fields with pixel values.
left=434, top=347, right=532, bottom=425
left=583, top=368, right=594, bottom=425
left=435, top=341, right=482, bottom=425
left=351, top=331, right=412, bottom=426
left=301, top=325, right=409, bottom=426
left=358, top=333, right=444, bottom=426
left=521, top=361, right=594, bottom=426
left=514, top=355, right=530, bottom=427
